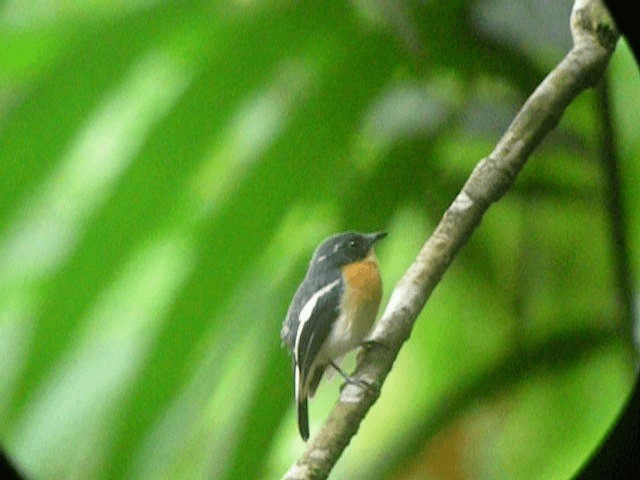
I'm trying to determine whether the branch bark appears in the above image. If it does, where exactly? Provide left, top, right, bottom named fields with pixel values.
left=283, top=1, right=619, bottom=478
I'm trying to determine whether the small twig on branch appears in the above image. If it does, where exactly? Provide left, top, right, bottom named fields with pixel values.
left=283, top=1, right=619, bottom=478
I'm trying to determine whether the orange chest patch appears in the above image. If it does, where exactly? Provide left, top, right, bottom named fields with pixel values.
left=341, top=260, right=382, bottom=308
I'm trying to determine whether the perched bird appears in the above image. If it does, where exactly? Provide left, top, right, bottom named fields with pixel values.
left=281, top=231, right=387, bottom=441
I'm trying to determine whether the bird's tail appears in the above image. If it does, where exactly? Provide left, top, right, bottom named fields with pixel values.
left=297, top=397, right=309, bottom=441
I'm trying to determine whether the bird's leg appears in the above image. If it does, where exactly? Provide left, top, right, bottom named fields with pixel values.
left=329, top=360, right=376, bottom=392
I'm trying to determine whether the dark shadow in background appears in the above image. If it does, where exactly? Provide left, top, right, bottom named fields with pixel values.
left=605, top=1, right=639, bottom=65
left=576, top=379, right=639, bottom=479
left=1, top=450, right=25, bottom=480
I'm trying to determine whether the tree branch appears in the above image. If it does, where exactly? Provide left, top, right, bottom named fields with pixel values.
left=283, top=1, right=619, bottom=478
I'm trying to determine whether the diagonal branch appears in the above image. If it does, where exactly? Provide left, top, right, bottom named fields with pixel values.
left=283, top=1, right=619, bottom=478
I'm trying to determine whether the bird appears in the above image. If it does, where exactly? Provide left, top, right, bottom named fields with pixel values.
left=280, top=231, right=387, bottom=441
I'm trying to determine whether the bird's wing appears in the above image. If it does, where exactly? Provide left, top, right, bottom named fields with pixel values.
left=294, top=277, right=342, bottom=395
left=281, top=279, right=309, bottom=351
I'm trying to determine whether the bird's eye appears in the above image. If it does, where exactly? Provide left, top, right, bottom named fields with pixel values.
left=348, top=240, right=357, bottom=248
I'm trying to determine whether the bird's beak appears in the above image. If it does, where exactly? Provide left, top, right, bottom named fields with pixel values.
left=366, top=231, right=387, bottom=247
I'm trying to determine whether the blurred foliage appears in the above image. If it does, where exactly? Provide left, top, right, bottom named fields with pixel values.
left=0, top=1, right=638, bottom=479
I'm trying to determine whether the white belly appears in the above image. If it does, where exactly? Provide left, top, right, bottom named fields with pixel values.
left=320, top=298, right=378, bottom=362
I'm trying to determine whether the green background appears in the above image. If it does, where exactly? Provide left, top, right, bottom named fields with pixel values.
left=0, top=1, right=637, bottom=479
